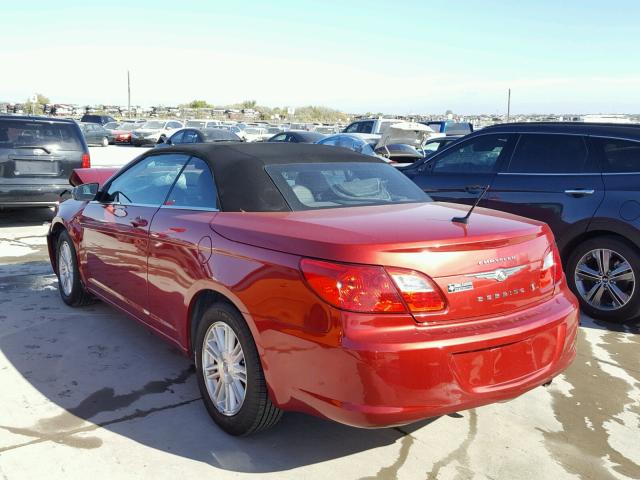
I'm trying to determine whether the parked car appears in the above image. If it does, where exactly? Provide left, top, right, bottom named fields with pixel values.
left=342, top=117, right=408, bottom=135
left=316, top=133, right=380, bottom=157
left=159, top=128, right=242, bottom=147
left=49, top=143, right=577, bottom=435
left=422, top=121, right=474, bottom=136
left=421, top=135, right=463, bottom=157
left=0, top=116, right=89, bottom=207
left=79, top=122, right=111, bottom=147
left=131, top=120, right=184, bottom=146
left=80, top=114, right=117, bottom=125
left=401, top=122, right=640, bottom=323
left=243, top=126, right=270, bottom=142
left=267, top=130, right=325, bottom=143
left=103, top=122, right=134, bottom=145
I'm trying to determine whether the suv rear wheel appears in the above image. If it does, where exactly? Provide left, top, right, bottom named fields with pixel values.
left=567, top=236, right=640, bottom=323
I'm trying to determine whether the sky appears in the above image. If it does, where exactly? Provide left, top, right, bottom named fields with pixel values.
left=1, top=0, right=639, bottom=114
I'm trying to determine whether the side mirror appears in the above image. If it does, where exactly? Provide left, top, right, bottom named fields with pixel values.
left=72, top=183, right=99, bottom=202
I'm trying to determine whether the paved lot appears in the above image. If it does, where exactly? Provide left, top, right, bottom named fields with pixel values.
left=0, top=147, right=638, bottom=479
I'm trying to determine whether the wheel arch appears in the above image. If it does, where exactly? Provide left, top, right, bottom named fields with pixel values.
left=560, top=224, right=640, bottom=268
left=186, top=288, right=254, bottom=357
left=48, top=220, right=68, bottom=273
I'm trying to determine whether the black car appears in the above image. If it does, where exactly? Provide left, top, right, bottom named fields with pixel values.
left=0, top=116, right=89, bottom=207
left=80, top=114, right=117, bottom=125
left=160, top=128, right=242, bottom=147
left=401, top=122, right=640, bottom=323
left=79, top=122, right=111, bottom=147
left=267, top=130, right=326, bottom=143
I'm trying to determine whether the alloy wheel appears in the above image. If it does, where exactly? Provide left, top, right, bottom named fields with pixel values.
left=574, top=248, right=635, bottom=311
left=58, top=241, right=74, bottom=296
left=201, top=321, right=247, bottom=416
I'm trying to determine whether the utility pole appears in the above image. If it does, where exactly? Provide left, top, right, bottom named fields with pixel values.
left=127, top=70, right=131, bottom=118
left=506, top=88, right=511, bottom=122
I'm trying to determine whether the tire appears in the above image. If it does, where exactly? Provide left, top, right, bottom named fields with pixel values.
left=566, top=235, right=640, bottom=323
left=101, top=137, right=109, bottom=147
left=56, top=231, right=93, bottom=307
left=194, top=303, right=282, bottom=435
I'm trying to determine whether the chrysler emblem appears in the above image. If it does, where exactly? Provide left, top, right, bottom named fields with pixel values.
left=466, top=265, right=525, bottom=282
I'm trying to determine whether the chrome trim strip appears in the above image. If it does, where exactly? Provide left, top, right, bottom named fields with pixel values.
left=496, top=172, right=600, bottom=176
left=160, top=205, right=219, bottom=212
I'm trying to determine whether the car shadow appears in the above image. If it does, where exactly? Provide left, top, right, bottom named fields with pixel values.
left=580, top=314, right=640, bottom=334
left=0, top=261, right=437, bottom=473
left=0, top=207, right=54, bottom=228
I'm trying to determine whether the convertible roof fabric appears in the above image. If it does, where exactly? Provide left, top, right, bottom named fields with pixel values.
left=143, top=143, right=383, bottom=212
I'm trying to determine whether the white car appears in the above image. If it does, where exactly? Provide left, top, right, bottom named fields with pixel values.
left=243, top=127, right=271, bottom=142
left=131, top=120, right=184, bottom=146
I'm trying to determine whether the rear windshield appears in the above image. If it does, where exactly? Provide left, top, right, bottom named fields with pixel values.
left=0, top=120, right=82, bottom=150
left=265, top=162, right=430, bottom=210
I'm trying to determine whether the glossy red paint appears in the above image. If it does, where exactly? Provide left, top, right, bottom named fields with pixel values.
left=48, top=198, right=579, bottom=428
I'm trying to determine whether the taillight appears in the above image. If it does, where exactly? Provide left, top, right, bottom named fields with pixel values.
left=299, top=259, right=446, bottom=314
left=300, top=259, right=405, bottom=313
left=541, top=246, right=563, bottom=290
left=81, top=152, right=91, bottom=168
left=387, top=268, right=446, bottom=312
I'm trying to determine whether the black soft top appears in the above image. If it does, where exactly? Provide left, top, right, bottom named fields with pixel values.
left=143, top=142, right=384, bottom=212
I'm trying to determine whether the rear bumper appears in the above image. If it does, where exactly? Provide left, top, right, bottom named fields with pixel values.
left=263, top=282, right=579, bottom=428
left=0, top=184, right=69, bottom=207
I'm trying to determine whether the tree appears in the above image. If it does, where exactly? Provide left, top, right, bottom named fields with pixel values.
left=241, top=99, right=257, bottom=109
left=185, top=99, right=212, bottom=109
left=36, top=93, right=50, bottom=105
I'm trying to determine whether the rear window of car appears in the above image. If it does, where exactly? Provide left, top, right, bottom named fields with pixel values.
left=265, top=162, right=430, bottom=210
left=594, top=138, right=640, bottom=173
left=0, top=120, right=82, bottom=150
left=507, top=134, right=589, bottom=173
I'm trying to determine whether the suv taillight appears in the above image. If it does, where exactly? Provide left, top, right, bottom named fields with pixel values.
left=81, top=152, right=91, bottom=168
left=299, top=259, right=446, bottom=314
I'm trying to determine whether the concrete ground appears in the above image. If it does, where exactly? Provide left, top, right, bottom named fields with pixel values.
left=0, top=146, right=638, bottom=479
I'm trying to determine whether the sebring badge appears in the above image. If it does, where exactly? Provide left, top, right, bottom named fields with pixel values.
left=466, top=265, right=525, bottom=282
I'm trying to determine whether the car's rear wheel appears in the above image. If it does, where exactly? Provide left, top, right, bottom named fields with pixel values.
left=194, top=303, right=282, bottom=435
left=56, top=231, right=93, bottom=307
left=101, top=137, right=109, bottom=147
left=567, top=236, right=640, bottom=323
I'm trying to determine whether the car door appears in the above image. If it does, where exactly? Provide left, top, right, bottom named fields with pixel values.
left=147, top=155, right=219, bottom=341
left=486, top=133, right=604, bottom=250
left=405, top=133, right=516, bottom=205
left=79, top=153, right=190, bottom=321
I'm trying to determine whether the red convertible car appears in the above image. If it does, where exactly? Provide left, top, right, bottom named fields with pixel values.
left=47, top=143, right=579, bottom=436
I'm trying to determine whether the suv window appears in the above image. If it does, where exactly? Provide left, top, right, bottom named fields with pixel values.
left=358, top=121, right=374, bottom=133
left=594, top=138, right=640, bottom=173
left=104, top=154, right=190, bottom=205
left=344, top=122, right=360, bottom=133
left=0, top=120, right=82, bottom=150
left=164, top=157, right=218, bottom=210
left=170, top=131, right=184, bottom=144
left=182, top=130, right=200, bottom=143
left=508, top=134, right=589, bottom=173
left=167, top=121, right=182, bottom=129
left=432, top=134, right=511, bottom=173
left=270, top=133, right=287, bottom=142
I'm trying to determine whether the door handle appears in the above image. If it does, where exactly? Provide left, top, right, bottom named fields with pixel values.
left=130, top=216, right=148, bottom=228
left=564, top=189, right=595, bottom=197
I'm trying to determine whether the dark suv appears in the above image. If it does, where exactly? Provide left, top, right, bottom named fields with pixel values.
left=0, top=116, right=89, bottom=207
left=401, top=122, right=640, bottom=323
left=80, top=114, right=116, bottom=125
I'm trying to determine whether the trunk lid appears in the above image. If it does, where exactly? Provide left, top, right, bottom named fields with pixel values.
left=211, top=202, right=557, bottom=321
